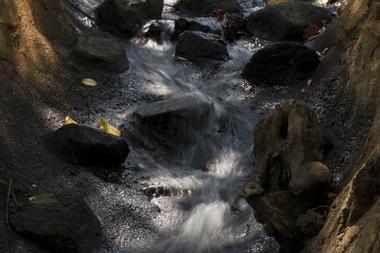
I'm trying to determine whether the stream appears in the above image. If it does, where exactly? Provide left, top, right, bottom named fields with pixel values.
left=71, top=1, right=280, bottom=252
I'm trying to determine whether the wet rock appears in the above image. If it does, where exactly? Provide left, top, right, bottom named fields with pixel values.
left=175, top=0, right=243, bottom=17
left=222, top=13, right=246, bottom=42
left=97, top=0, right=164, bottom=33
left=266, top=0, right=332, bottom=5
left=144, top=21, right=163, bottom=43
left=127, top=94, right=213, bottom=148
left=175, top=31, right=229, bottom=62
left=244, top=100, right=329, bottom=252
left=48, top=124, right=130, bottom=168
left=172, top=18, right=222, bottom=40
left=9, top=193, right=101, bottom=253
left=242, top=42, right=320, bottom=86
left=71, top=31, right=129, bottom=73
left=246, top=2, right=332, bottom=42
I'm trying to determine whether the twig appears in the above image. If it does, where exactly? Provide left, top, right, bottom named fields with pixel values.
left=11, top=190, right=19, bottom=206
left=6, top=179, right=12, bottom=229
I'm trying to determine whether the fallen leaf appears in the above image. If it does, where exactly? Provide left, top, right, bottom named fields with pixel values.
left=29, top=192, right=54, bottom=202
left=65, top=115, right=78, bottom=125
left=98, top=119, right=121, bottom=137
left=81, top=78, right=97, bottom=87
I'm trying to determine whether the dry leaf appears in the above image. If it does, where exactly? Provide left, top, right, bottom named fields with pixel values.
left=98, top=119, right=121, bottom=137
left=65, top=115, right=78, bottom=125
left=81, top=78, right=97, bottom=87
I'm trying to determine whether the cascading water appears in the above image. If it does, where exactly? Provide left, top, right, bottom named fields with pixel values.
left=71, top=0, right=279, bottom=252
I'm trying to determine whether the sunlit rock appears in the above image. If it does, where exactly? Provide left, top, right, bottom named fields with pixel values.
left=244, top=100, right=330, bottom=252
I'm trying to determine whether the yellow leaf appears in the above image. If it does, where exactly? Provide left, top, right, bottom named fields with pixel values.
left=98, top=119, right=121, bottom=137
left=29, top=192, right=54, bottom=202
left=81, top=78, right=97, bottom=87
left=65, top=115, right=78, bottom=125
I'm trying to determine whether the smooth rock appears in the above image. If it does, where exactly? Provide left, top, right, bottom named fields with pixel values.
left=9, top=193, right=101, bottom=253
left=175, top=0, right=243, bottom=17
left=246, top=2, right=332, bottom=42
left=71, top=31, right=129, bottom=73
left=175, top=31, right=229, bottom=62
left=97, top=0, right=164, bottom=33
left=242, top=42, right=320, bottom=86
left=48, top=124, right=130, bottom=168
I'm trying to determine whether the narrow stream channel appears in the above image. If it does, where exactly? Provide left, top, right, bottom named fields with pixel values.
left=72, top=1, right=279, bottom=252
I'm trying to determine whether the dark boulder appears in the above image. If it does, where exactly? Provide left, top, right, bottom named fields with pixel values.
left=126, top=94, right=214, bottom=149
left=97, top=0, right=164, bottom=33
left=9, top=193, right=101, bottom=253
left=71, top=31, right=129, bottom=73
left=244, top=100, right=329, bottom=252
left=172, top=18, right=222, bottom=40
left=144, top=21, right=163, bottom=43
left=222, top=13, right=246, bottom=42
left=175, top=0, right=243, bottom=17
left=175, top=31, right=229, bottom=62
left=242, top=42, right=320, bottom=86
left=48, top=124, right=130, bottom=168
left=246, top=2, right=332, bottom=42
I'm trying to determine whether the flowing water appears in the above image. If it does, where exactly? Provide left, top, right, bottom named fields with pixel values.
left=71, top=1, right=279, bottom=252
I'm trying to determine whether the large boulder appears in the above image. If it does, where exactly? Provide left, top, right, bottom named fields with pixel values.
left=246, top=2, right=332, bottom=42
left=126, top=94, right=214, bottom=149
left=97, top=0, right=164, bottom=33
left=175, top=31, right=229, bottom=62
left=48, top=124, right=130, bottom=168
left=9, top=193, right=101, bottom=253
left=244, top=100, right=329, bottom=252
left=71, top=31, right=129, bottom=73
left=175, top=0, right=243, bottom=17
left=242, top=42, right=320, bottom=86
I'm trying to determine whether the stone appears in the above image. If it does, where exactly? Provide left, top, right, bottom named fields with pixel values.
left=48, top=124, right=130, bottom=168
left=71, top=31, right=129, bottom=73
left=246, top=2, right=332, bottom=42
left=9, top=193, right=101, bottom=253
left=172, top=18, right=222, bottom=40
left=242, top=42, right=320, bottom=86
left=175, top=0, right=243, bottom=17
left=175, top=31, right=229, bottom=62
left=97, top=0, right=164, bottom=33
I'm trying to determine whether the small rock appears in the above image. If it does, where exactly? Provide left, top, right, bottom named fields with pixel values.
left=172, top=18, right=222, bottom=40
left=175, top=31, right=229, bottom=62
left=71, top=31, right=129, bottom=73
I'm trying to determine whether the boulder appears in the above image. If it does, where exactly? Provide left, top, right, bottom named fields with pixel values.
left=48, top=124, right=130, bottom=168
left=222, top=13, right=246, bottom=42
left=97, top=0, right=164, bottom=33
left=128, top=94, right=213, bottom=148
left=246, top=2, right=332, bottom=42
left=242, top=42, right=320, bottom=86
left=175, top=0, right=243, bottom=17
left=175, top=31, right=229, bottom=62
left=9, top=193, right=101, bottom=253
left=244, top=100, right=330, bottom=252
left=172, top=18, right=222, bottom=40
left=71, top=31, right=129, bottom=73
left=266, top=0, right=332, bottom=5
